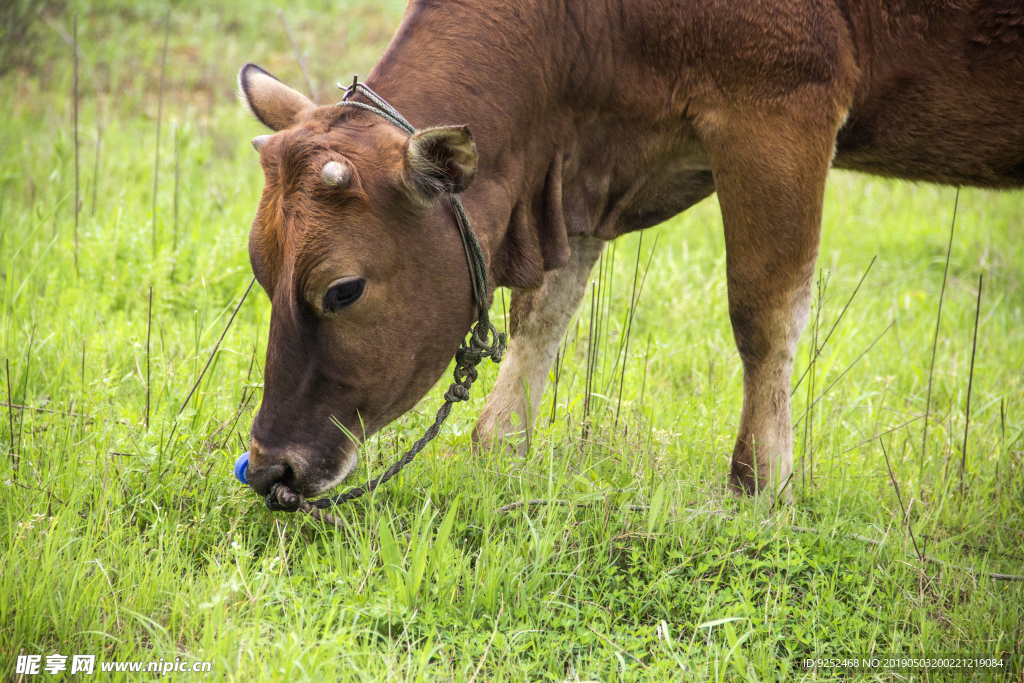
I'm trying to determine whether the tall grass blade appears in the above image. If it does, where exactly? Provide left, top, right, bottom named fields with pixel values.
left=613, top=234, right=658, bottom=430
left=920, top=187, right=959, bottom=476
left=549, top=347, right=560, bottom=424
left=960, top=273, right=982, bottom=497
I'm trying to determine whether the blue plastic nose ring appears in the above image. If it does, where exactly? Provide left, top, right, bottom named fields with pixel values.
left=234, top=451, right=250, bottom=485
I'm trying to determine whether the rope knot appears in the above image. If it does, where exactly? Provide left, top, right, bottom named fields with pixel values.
left=444, top=384, right=471, bottom=403
left=454, top=344, right=480, bottom=366
left=489, top=330, right=507, bottom=363
left=265, top=482, right=305, bottom=512
left=471, top=323, right=505, bottom=359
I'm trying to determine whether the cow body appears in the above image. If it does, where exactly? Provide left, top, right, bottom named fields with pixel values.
left=238, top=0, right=1024, bottom=498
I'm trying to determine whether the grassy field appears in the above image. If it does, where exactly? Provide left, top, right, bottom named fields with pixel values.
left=2, top=2, right=1023, bottom=681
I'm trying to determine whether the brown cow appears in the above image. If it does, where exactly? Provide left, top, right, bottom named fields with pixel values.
left=237, top=0, right=1024, bottom=500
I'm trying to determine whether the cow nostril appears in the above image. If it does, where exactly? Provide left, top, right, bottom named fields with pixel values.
left=245, top=457, right=294, bottom=496
left=278, top=462, right=295, bottom=488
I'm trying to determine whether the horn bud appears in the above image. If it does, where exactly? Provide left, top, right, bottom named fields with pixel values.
left=322, top=161, right=351, bottom=188
left=252, top=135, right=271, bottom=152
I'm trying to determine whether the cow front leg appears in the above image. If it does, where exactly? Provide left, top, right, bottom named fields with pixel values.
left=473, top=236, right=605, bottom=454
left=701, top=103, right=844, bottom=495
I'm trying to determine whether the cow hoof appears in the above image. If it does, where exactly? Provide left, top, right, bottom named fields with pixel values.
left=727, top=474, right=794, bottom=505
left=471, top=422, right=529, bottom=459
left=727, top=474, right=757, bottom=497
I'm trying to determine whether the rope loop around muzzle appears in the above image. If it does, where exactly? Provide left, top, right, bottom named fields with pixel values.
left=262, top=77, right=506, bottom=522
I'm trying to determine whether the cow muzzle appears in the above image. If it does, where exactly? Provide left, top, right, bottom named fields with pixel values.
left=237, top=439, right=359, bottom=498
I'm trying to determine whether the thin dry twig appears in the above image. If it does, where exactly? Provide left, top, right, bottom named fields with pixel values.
left=92, top=117, right=102, bottom=216
left=37, top=13, right=106, bottom=218
left=880, top=437, right=923, bottom=561
left=492, top=498, right=734, bottom=517
left=146, top=285, right=153, bottom=430
left=0, top=401, right=128, bottom=425
left=587, top=624, right=649, bottom=669
left=17, top=323, right=37, bottom=460
left=921, top=188, right=959, bottom=472
left=769, top=473, right=794, bottom=515
left=794, top=319, right=894, bottom=428
left=72, top=12, right=80, bottom=272
left=835, top=415, right=925, bottom=458
left=207, top=395, right=256, bottom=449
left=277, top=9, right=319, bottom=103
left=468, top=603, right=505, bottom=683
left=152, top=9, right=171, bottom=254
left=39, top=14, right=102, bottom=95
left=496, top=498, right=645, bottom=515
left=792, top=256, right=876, bottom=395
left=209, top=347, right=259, bottom=449
left=6, top=360, right=16, bottom=481
left=802, top=269, right=826, bottom=490
left=960, top=273, right=982, bottom=496
left=178, top=277, right=256, bottom=416
left=173, top=123, right=181, bottom=254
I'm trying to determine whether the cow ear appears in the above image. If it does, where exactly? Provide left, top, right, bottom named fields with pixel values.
left=405, top=125, right=478, bottom=200
left=238, top=63, right=316, bottom=131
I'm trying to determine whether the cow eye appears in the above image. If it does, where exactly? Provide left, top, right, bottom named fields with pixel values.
left=323, top=277, right=365, bottom=312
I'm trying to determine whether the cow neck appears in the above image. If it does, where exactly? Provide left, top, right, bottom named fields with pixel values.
left=362, top=79, right=554, bottom=291
left=361, top=2, right=696, bottom=291
left=362, top=14, right=576, bottom=291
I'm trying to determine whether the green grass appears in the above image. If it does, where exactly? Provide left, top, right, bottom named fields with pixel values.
left=2, top=2, right=1023, bottom=681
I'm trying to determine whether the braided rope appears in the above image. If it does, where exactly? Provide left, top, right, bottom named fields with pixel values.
left=265, top=77, right=505, bottom=519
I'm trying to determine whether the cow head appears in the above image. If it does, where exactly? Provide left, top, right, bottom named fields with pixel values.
left=237, top=64, right=480, bottom=497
